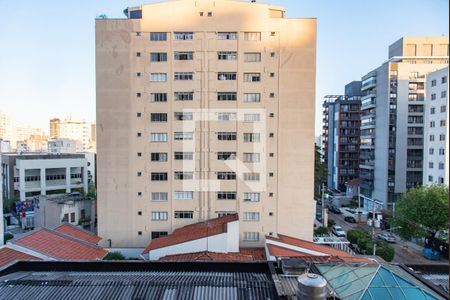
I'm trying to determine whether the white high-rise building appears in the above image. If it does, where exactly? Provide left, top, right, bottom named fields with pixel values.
left=0, top=112, right=13, bottom=143
left=52, top=114, right=93, bottom=151
left=423, top=67, right=449, bottom=186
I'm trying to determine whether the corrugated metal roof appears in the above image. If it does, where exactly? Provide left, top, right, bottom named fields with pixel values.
left=0, top=270, right=278, bottom=300
left=272, top=274, right=299, bottom=297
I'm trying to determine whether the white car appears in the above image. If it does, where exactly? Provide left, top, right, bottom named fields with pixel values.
left=332, top=225, right=346, bottom=237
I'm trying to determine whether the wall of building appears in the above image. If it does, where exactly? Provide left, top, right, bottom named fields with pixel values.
left=96, top=0, right=316, bottom=248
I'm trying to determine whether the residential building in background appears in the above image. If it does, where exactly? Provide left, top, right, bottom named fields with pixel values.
left=0, top=140, right=11, bottom=153
left=49, top=114, right=95, bottom=151
left=322, top=82, right=361, bottom=192
left=96, top=0, right=316, bottom=248
left=423, top=67, right=449, bottom=186
left=1, top=153, right=88, bottom=200
left=48, top=138, right=84, bottom=154
left=0, top=112, right=13, bottom=143
left=359, top=37, right=449, bottom=210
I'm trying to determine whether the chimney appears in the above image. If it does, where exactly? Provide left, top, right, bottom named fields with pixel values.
left=297, top=273, right=328, bottom=300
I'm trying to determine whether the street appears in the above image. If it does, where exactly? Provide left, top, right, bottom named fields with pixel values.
left=326, top=211, right=448, bottom=265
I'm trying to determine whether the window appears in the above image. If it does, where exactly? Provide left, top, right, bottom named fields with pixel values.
left=269, top=93, right=275, bottom=98
left=137, top=93, right=141, bottom=98
left=136, top=52, right=141, bottom=57
left=244, top=173, right=260, bottom=181
left=430, top=121, right=435, bottom=128
left=150, top=73, right=167, bottom=82
left=150, top=32, right=167, bottom=41
left=243, top=192, right=260, bottom=202
left=152, top=192, right=168, bottom=202
left=244, top=113, right=260, bottom=122
left=431, top=93, right=436, bottom=100
left=217, top=32, right=237, bottom=40
left=174, top=112, right=193, bottom=120
left=439, top=148, right=445, bottom=155
left=217, top=152, right=236, bottom=160
left=137, top=113, right=142, bottom=118
left=244, top=73, right=261, bottom=82
left=137, top=132, right=142, bottom=137
left=243, top=212, right=260, bottom=221
left=150, top=52, right=167, bottom=62
left=174, top=132, right=194, bottom=140
left=151, top=152, right=168, bottom=162
left=217, top=51, right=237, bottom=60
left=151, top=231, right=168, bottom=239
left=174, top=92, right=194, bottom=101
left=151, top=173, right=168, bottom=181
left=244, top=133, right=260, bottom=142
left=430, top=107, right=436, bottom=114
left=442, top=76, right=447, bottom=84
left=174, top=32, right=193, bottom=40
left=217, top=172, right=236, bottom=180
left=409, top=72, right=419, bottom=79
left=270, top=52, right=275, bottom=57
left=429, top=148, right=434, bottom=155
left=174, top=51, right=194, bottom=60
left=439, top=134, right=445, bottom=141
left=218, top=132, right=237, bottom=140
left=174, top=211, right=194, bottom=219
left=217, top=211, right=236, bottom=217
left=243, top=153, right=260, bottom=162
left=441, top=105, right=446, bottom=113
left=218, top=72, right=237, bottom=80
left=244, top=53, right=261, bottom=62
left=217, top=192, right=236, bottom=200
left=429, top=162, right=434, bottom=169
left=442, top=91, right=447, bottom=98
left=151, top=133, right=168, bottom=142
left=70, top=212, right=75, bottom=223
left=217, top=92, right=237, bottom=101
left=429, top=135, right=435, bottom=141
left=136, top=72, right=141, bottom=77
left=174, top=72, right=193, bottom=80
left=174, top=152, right=193, bottom=160
left=243, top=232, right=259, bottom=241
left=431, top=79, right=437, bottom=87
left=439, top=163, right=445, bottom=170
left=174, top=191, right=194, bottom=200
left=244, top=93, right=261, bottom=103
left=244, top=32, right=261, bottom=41
left=207, top=12, right=212, bottom=17
left=428, top=175, right=434, bottom=182
left=62, top=213, right=69, bottom=222
left=440, top=120, right=446, bottom=127
left=151, top=93, right=167, bottom=102
left=152, top=211, right=168, bottom=221
left=151, top=113, right=168, bottom=122
left=174, top=172, right=194, bottom=180
left=218, top=112, right=237, bottom=121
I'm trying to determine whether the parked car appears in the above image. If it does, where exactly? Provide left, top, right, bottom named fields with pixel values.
left=344, top=216, right=356, bottom=223
left=331, top=225, right=346, bottom=237
left=377, top=232, right=396, bottom=243
left=329, top=206, right=342, bottom=214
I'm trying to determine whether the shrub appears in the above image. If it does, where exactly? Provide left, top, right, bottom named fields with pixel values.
left=327, top=219, right=336, bottom=228
left=347, top=230, right=370, bottom=245
left=314, top=227, right=329, bottom=235
left=375, top=242, right=395, bottom=262
left=3, top=233, right=13, bottom=244
left=103, top=251, right=125, bottom=260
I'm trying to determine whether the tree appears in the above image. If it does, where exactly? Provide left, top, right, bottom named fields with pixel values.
left=314, top=144, right=326, bottom=197
left=391, top=185, right=448, bottom=240
left=103, top=251, right=125, bottom=260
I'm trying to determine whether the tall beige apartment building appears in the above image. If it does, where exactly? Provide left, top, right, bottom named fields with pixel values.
left=96, top=0, right=316, bottom=248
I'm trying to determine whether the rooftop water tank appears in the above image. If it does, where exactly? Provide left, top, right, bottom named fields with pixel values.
left=297, top=273, right=328, bottom=300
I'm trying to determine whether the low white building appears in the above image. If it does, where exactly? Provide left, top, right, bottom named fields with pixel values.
left=1, top=153, right=88, bottom=201
left=423, top=67, right=449, bottom=186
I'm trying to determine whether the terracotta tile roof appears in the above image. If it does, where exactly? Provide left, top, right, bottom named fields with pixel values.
left=143, top=214, right=239, bottom=253
left=239, top=248, right=266, bottom=261
left=266, top=234, right=372, bottom=263
left=54, top=223, right=102, bottom=244
left=13, top=229, right=107, bottom=260
left=0, top=247, right=41, bottom=268
left=159, top=251, right=254, bottom=262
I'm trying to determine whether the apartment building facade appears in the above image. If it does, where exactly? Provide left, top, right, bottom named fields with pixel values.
left=322, top=83, right=361, bottom=191
left=96, top=0, right=316, bottom=248
left=423, top=67, right=449, bottom=186
left=359, top=37, right=449, bottom=210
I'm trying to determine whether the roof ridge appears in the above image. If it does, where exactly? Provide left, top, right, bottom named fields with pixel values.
left=53, top=223, right=100, bottom=238
left=43, top=228, right=103, bottom=249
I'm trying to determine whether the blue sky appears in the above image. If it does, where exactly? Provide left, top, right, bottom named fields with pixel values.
left=0, top=0, right=448, bottom=135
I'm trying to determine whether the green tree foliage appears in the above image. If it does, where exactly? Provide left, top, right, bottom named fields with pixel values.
left=314, top=144, right=326, bottom=197
left=347, top=230, right=394, bottom=262
left=103, top=251, right=125, bottom=260
left=314, top=226, right=329, bottom=235
left=391, top=185, right=448, bottom=240
left=3, top=197, right=18, bottom=214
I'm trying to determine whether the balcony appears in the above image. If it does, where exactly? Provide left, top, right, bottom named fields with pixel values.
left=361, top=77, right=377, bottom=91
left=361, top=99, right=376, bottom=109
left=360, top=170, right=374, bottom=180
